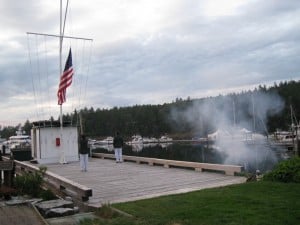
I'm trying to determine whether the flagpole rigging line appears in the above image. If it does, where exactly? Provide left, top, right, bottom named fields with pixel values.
left=26, top=32, right=93, bottom=42
left=82, top=40, right=93, bottom=109
left=27, top=34, right=40, bottom=123
left=78, top=41, right=86, bottom=108
left=71, top=41, right=82, bottom=116
left=35, top=35, right=44, bottom=120
left=43, top=35, right=53, bottom=121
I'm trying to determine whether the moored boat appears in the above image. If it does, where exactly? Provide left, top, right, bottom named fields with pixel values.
left=5, top=129, right=31, bottom=154
left=159, top=135, right=173, bottom=143
left=127, top=135, right=143, bottom=145
left=94, top=136, right=114, bottom=145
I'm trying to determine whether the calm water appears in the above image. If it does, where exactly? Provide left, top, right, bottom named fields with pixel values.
left=92, top=141, right=291, bottom=173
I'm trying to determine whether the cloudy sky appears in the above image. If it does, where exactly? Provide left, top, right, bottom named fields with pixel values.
left=0, top=0, right=299, bottom=126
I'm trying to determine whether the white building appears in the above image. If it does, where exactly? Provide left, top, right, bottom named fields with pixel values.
left=31, top=121, right=79, bottom=164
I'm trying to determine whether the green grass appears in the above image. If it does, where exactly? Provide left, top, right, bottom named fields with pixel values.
left=79, top=181, right=300, bottom=225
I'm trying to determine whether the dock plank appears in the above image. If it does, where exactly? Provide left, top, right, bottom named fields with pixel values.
left=45, top=158, right=246, bottom=207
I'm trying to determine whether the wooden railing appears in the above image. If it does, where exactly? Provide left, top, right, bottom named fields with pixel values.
left=13, top=159, right=92, bottom=202
left=92, top=153, right=243, bottom=176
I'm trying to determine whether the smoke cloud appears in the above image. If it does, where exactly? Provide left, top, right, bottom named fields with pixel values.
left=170, top=91, right=285, bottom=171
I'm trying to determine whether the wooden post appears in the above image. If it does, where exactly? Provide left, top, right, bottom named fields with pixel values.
left=3, top=171, right=12, bottom=187
left=0, top=161, right=14, bottom=187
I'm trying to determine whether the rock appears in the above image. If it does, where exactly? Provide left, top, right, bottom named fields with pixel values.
left=65, top=196, right=73, bottom=202
left=73, top=206, right=79, bottom=213
left=5, top=199, right=27, bottom=206
left=35, top=199, right=74, bottom=217
left=45, top=207, right=75, bottom=218
left=5, top=197, right=42, bottom=206
left=27, top=198, right=43, bottom=205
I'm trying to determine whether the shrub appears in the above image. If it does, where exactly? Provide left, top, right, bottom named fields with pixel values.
left=95, top=203, right=118, bottom=219
left=39, top=189, right=57, bottom=200
left=14, top=166, right=47, bottom=197
left=263, top=157, right=300, bottom=183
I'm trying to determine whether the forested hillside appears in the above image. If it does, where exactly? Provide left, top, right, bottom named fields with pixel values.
left=70, top=80, right=300, bottom=139
left=1, top=80, right=299, bottom=139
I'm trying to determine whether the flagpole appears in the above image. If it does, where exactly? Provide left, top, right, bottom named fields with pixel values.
left=60, top=0, right=62, bottom=127
left=59, top=0, right=66, bottom=164
left=27, top=0, right=92, bottom=165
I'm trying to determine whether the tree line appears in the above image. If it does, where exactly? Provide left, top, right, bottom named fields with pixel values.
left=1, top=80, right=299, bottom=140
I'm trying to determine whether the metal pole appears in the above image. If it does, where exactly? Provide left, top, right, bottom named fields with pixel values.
left=60, top=0, right=62, bottom=129
left=59, top=0, right=66, bottom=164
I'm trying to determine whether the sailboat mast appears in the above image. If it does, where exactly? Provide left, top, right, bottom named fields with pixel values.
left=252, top=94, right=256, bottom=133
left=232, top=100, right=236, bottom=127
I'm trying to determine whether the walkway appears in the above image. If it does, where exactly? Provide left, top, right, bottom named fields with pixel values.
left=0, top=204, right=46, bottom=225
left=45, top=158, right=246, bottom=207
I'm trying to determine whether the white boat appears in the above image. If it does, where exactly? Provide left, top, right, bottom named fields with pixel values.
left=94, top=136, right=114, bottom=145
left=88, top=138, right=97, bottom=145
left=128, top=135, right=143, bottom=145
left=207, top=128, right=267, bottom=145
left=2, top=129, right=31, bottom=154
left=9, top=135, right=31, bottom=147
left=271, top=130, right=299, bottom=147
left=142, top=137, right=158, bottom=143
left=159, top=136, right=173, bottom=143
left=271, top=105, right=299, bottom=148
left=94, top=144, right=114, bottom=152
left=131, top=143, right=143, bottom=152
left=142, top=137, right=151, bottom=143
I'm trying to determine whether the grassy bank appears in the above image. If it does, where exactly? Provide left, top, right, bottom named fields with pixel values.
left=80, top=181, right=300, bottom=225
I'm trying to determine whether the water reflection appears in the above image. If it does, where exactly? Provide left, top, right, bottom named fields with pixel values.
left=92, top=142, right=292, bottom=173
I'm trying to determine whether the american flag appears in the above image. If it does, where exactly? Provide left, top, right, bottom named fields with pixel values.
left=57, top=48, right=74, bottom=105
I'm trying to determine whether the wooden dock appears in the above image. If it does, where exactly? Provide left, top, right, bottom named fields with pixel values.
left=44, top=157, right=246, bottom=208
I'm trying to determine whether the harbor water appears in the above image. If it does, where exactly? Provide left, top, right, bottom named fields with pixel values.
left=92, top=141, right=292, bottom=173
